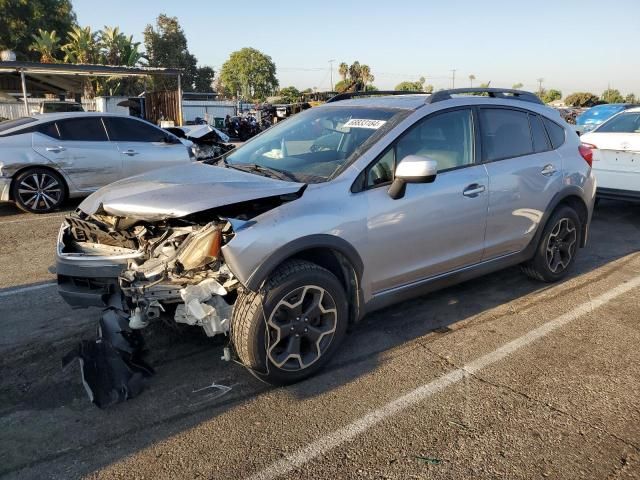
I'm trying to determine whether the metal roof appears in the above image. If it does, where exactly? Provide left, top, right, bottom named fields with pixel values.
left=0, top=61, right=181, bottom=77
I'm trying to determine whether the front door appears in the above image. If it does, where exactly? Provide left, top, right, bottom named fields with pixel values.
left=361, top=108, right=489, bottom=294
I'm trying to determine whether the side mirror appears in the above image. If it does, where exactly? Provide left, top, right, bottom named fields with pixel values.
left=388, top=155, right=438, bottom=199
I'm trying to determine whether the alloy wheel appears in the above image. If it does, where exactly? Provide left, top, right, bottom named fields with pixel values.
left=266, top=285, right=338, bottom=371
left=545, top=217, right=577, bottom=273
left=17, top=172, right=63, bottom=211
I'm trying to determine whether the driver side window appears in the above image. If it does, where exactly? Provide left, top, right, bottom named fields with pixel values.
left=365, top=108, right=474, bottom=188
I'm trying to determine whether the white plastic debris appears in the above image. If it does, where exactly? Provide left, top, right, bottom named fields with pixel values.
left=128, top=306, right=148, bottom=329
left=174, top=279, right=231, bottom=336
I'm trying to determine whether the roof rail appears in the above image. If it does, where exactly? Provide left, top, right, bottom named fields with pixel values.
left=427, top=88, right=543, bottom=105
left=326, top=90, right=424, bottom=103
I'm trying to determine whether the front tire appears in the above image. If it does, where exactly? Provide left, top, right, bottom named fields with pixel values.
left=231, top=260, right=348, bottom=385
left=12, top=168, right=66, bottom=213
left=521, top=206, right=582, bottom=282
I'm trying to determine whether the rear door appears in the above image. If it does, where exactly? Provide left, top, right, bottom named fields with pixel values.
left=481, top=108, right=564, bottom=259
left=32, top=116, right=122, bottom=191
left=587, top=112, right=640, bottom=191
left=102, top=117, right=190, bottom=178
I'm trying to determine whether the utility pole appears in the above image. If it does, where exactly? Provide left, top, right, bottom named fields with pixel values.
left=328, top=59, right=335, bottom=92
left=537, top=78, right=544, bottom=96
left=451, top=69, right=457, bottom=89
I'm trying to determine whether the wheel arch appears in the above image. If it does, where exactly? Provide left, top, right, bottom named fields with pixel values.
left=244, top=235, right=365, bottom=323
left=9, top=164, right=69, bottom=202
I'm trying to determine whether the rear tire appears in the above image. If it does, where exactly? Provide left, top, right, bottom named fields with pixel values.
left=521, top=206, right=582, bottom=282
left=12, top=168, right=66, bottom=214
left=231, top=259, right=348, bottom=385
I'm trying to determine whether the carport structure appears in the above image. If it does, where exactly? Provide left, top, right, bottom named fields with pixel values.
left=0, top=61, right=184, bottom=124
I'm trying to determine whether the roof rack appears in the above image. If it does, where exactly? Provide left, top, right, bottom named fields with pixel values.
left=326, top=90, right=424, bottom=103
left=427, top=88, right=543, bottom=105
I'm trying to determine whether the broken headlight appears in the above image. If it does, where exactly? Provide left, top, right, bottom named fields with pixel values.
left=175, top=223, right=222, bottom=271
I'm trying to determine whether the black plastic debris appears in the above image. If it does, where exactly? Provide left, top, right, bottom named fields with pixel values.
left=63, top=308, right=154, bottom=408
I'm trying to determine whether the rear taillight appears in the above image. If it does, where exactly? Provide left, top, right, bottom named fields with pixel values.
left=578, top=143, right=596, bottom=167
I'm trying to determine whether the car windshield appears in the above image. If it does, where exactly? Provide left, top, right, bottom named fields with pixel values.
left=222, top=106, right=405, bottom=182
left=0, top=116, right=36, bottom=133
left=595, top=112, right=640, bottom=133
left=576, top=105, right=625, bottom=125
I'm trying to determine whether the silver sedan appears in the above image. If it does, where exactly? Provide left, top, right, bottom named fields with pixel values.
left=0, top=112, right=193, bottom=213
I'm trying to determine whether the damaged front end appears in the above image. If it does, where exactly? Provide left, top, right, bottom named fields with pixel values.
left=58, top=209, right=242, bottom=407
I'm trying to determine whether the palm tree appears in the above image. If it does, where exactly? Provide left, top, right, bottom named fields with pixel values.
left=29, top=29, right=60, bottom=63
left=360, top=64, right=374, bottom=88
left=338, top=62, right=348, bottom=81
left=62, top=26, right=99, bottom=97
left=468, top=74, right=476, bottom=87
left=99, top=26, right=126, bottom=65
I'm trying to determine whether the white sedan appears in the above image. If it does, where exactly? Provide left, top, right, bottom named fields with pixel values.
left=0, top=113, right=194, bottom=213
left=581, top=107, right=640, bottom=202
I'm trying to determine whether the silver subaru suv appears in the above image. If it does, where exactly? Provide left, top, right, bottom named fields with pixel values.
left=56, top=88, right=595, bottom=406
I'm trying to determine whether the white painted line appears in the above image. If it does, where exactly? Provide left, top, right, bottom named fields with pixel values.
left=246, top=275, right=640, bottom=480
left=0, top=214, right=66, bottom=226
left=0, top=282, right=56, bottom=298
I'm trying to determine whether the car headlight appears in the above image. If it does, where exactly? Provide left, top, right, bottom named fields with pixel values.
left=176, top=224, right=221, bottom=271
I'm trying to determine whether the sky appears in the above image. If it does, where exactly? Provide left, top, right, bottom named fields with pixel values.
left=72, top=0, right=640, bottom=96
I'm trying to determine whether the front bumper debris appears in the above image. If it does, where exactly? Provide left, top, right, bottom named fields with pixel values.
left=63, top=298, right=154, bottom=408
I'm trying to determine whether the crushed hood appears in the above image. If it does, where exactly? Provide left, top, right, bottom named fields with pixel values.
left=78, top=162, right=305, bottom=221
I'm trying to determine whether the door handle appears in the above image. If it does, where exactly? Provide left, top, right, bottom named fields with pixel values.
left=541, top=164, right=557, bottom=176
left=122, top=149, right=139, bottom=156
left=462, top=184, right=485, bottom=197
left=45, top=146, right=65, bottom=153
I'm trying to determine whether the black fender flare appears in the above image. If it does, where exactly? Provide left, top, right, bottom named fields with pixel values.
left=244, top=234, right=364, bottom=292
left=524, top=186, right=591, bottom=257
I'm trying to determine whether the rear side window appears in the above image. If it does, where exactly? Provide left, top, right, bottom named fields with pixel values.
left=529, top=114, right=550, bottom=153
left=56, top=117, right=108, bottom=141
left=480, top=108, right=533, bottom=161
left=103, top=117, right=166, bottom=142
left=542, top=118, right=565, bottom=149
left=0, top=117, right=36, bottom=133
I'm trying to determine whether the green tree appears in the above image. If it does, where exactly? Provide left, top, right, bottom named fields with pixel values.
left=395, top=80, right=423, bottom=91
left=194, top=66, right=215, bottom=92
left=601, top=88, right=624, bottom=103
left=144, top=14, right=198, bottom=91
left=219, top=47, right=278, bottom=101
left=61, top=26, right=99, bottom=97
left=625, top=93, right=637, bottom=103
left=564, top=92, right=600, bottom=107
left=468, top=74, right=476, bottom=87
left=338, top=62, right=348, bottom=81
left=99, top=26, right=127, bottom=65
left=542, top=89, right=562, bottom=103
left=29, top=29, right=60, bottom=63
left=277, top=86, right=301, bottom=103
left=0, top=0, right=76, bottom=60
left=334, top=61, right=375, bottom=92
left=512, top=82, right=524, bottom=89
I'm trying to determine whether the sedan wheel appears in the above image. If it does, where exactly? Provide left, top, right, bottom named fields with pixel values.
left=545, top=218, right=577, bottom=274
left=12, top=168, right=66, bottom=213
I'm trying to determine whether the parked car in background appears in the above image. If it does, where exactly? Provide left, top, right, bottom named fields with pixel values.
left=0, top=113, right=193, bottom=213
left=581, top=107, right=640, bottom=202
left=55, top=88, right=595, bottom=404
left=38, top=101, right=84, bottom=114
left=575, top=103, right=639, bottom=134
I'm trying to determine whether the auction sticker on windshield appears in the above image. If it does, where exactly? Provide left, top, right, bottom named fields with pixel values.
left=344, top=119, right=387, bottom=129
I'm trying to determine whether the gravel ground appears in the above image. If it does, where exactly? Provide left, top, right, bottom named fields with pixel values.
left=0, top=198, right=638, bottom=480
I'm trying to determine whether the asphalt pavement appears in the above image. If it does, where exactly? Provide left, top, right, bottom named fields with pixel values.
left=0, top=199, right=639, bottom=480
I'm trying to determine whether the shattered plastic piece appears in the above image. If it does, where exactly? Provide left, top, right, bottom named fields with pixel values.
left=180, top=278, right=227, bottom=302
left=62, top=308, right=154, bottom=408
left=128, top=306, right=148, bottom=329
left=174, top=295, right=231, bottom=336
left=415, top=456, right=442, bottom=465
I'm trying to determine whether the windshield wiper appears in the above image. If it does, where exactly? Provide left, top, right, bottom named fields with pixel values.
left=227, top=163, right=298, bottom=182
